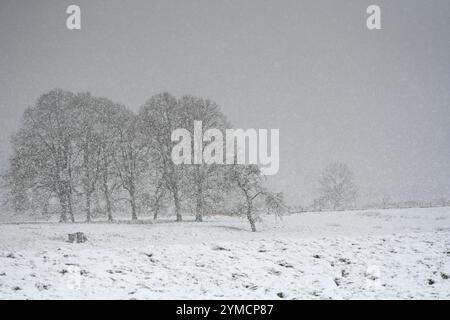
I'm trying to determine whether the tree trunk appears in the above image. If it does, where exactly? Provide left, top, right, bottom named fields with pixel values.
left=195, top=194, right=203, bottom=222
left=174, top=190, right=182, bottom=222
left=42, top=197, right=49, bottom=216
left=195, top=210, right=203, bottom=222
left=67, top=190, right=75, bottom=223
left=85, top=192, right=92, bottom=222
left=59, top=196, right=68, bottom=223
left=104, top=188, right=113, bottom=222
left=195, top=182, right=203, bottom=222
left=152, top=184, right=163, bottom=221
left=102, top=158, right=113, bottom=222
left=246, top=198, right=257, bottom=232
left=130, top=189, right=138, bottom=221
left=67, top=160, right=75, bottom=223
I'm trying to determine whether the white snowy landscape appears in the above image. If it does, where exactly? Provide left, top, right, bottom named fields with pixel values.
left=1, top=0, right=450, bottom=303
left=1, top=207, right=449, bottom=300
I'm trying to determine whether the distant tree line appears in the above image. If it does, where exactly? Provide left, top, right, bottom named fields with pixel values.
left=2, top=89, right=286, bottom=231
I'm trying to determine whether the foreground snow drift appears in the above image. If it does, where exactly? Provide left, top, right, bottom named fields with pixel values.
left=0, top=208, right=449, bottom=299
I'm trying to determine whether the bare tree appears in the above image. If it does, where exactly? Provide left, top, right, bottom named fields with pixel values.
left=227, top=165, right=265, bottom=232
left=95, top=99, right=125, bottom=222
left=265, top=192, right=286, bottom=221
left=112, top=107, right=146, bottom=221
left=148, top=177, right=166, bottom=220
left=8, top=89, right=78, bottom=222
left=178, top=95, right=229, bottom=222
left=139, top=93, right=186, bottom=222
left=72, top=93, right=103, bottom=222
left=318, top=162, right=357, bottom=210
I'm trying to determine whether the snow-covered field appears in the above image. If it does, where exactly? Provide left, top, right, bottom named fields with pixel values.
left=0, top=207, right=449, bottom=299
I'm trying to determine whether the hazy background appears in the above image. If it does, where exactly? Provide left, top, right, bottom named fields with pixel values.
left=1, top=0, right=449, bottom=206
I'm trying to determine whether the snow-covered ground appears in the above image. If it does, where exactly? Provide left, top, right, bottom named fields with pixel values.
left=0, top=207, right=449, bottom=299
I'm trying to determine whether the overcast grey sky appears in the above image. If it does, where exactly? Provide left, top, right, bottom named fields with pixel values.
left=1, top=0, right=449, bottom=205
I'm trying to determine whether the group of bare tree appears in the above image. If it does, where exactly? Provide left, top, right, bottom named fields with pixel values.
left=2, top=89, right=285, bottom=231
